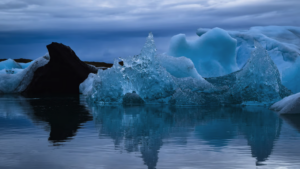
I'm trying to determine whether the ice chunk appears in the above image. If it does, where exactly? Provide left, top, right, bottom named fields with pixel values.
left=203, top=41, right=291, bottom=105
left=87, top=33, right=176, bottom=103
left=168, top=27, right=238, bottom=77
left=230, top=41, right=291, bottom=103
left=270, top=93, right=300, bottom=114
left=0, top=56, right=49, bottom=93
left=0, top=59, right=22, bottom=70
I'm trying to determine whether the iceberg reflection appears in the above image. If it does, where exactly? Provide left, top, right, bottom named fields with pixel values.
left=89, top=104, right=282, bottom=167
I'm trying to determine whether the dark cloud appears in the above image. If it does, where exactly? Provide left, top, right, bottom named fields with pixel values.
left=0, top=0, right=299, bottom=62
left=0, top=1, right=28, bottom=9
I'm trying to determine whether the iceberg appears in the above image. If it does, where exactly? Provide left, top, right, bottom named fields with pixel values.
left=83, top=33, right=211, bottom=104
left=168, top=27, right=238, bottom=77
left=270, top=93, right=300, bottom=114
left=0, top=56, right=49, bottom=93
left=83, top=33, right=289, bottom=105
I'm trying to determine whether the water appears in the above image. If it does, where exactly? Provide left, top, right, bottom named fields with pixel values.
left=1, top=95, right=300, bottom=169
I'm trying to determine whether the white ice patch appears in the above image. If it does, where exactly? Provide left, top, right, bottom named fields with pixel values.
left=157, top=54, right=202, bottom=79
left=80, top=73, right=96, bottom=95
left=271, top=92, right=300, bottom=114
left=0, top=56, right=49, bottom=93
left=0, top=59, right=22, bottom=70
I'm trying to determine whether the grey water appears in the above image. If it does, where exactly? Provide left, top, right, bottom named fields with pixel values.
left=1, top=95, right=300, bottom=169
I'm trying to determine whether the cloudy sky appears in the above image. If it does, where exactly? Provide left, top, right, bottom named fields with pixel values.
left=0, top=0, right=299, bottom=62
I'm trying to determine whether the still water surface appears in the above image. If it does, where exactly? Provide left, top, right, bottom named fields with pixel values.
left=1, top=95, right=300, bottom=169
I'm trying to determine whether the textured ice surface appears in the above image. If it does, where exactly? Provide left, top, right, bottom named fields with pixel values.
left=168, top=27, right=238, bottom=77
left=0, top=58, right=33, bottom=75
left=0, top=68, right=24, bottom=75
left=0, top=59, right=22, bottom=70
left=0, top=56, right=49, bottom=93
left=84, top=33, right=211, bottom=104
left=282, top=58, right=300, bottom=93
left=225, top=41, right=291, bottom=104
left=271, top=92, right=300, bottom=114
left=197, top=26, right=300, bottom=70
left=85, top=34, right=288, bottom=105
left=197, top=26, right=300, bottom=92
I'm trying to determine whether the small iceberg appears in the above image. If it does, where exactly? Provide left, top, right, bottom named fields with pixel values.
left=270, top=93, right=300, bottom=114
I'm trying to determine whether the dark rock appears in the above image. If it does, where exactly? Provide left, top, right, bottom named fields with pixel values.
left=23, top=42, right=97, bottom=95
left=122, top=91, right=145, bottom=106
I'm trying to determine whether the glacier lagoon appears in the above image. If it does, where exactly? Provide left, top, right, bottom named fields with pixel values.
left=1, top=25, right=300, bottom=168
left=1, top=95, right=300, bottom=169
left=1, top=26, right=299, bottom=107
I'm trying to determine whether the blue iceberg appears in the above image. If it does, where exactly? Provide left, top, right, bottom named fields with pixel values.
left=82, top=33, right=290, bottom=105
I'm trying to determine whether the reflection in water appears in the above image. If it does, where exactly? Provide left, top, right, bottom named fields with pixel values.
left=88, top=104, right=282, bottom=168
left=2, top=95, right=300, bottom=169
left=27, top=95, right=93, bottom=144
left=0, top=95, right=92, bottom=145
left=233, top=107, right=282, bottom=165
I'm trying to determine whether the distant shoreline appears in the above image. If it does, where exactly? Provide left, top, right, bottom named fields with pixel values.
left=0, top=58, right=123, bottom=69
left=0, top=58, right=32, bottom=63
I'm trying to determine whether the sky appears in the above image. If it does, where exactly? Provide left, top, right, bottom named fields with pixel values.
left=0, top=0, right=300, bottom=62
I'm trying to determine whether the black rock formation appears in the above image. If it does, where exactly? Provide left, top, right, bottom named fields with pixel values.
left=26, top=95, right=93, bottom=145
left=23, top=42, right=97, bottom=94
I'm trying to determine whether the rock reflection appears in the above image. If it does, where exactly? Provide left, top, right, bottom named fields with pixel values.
left=0, top=95, right=92, bottom=145
left=27, top=95, right=93, bottom=144
left=89, top=105, right=282, bottom=168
